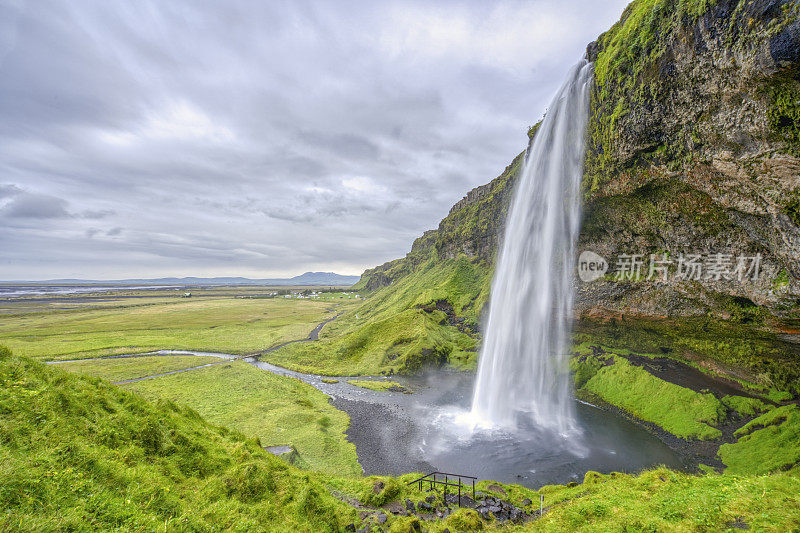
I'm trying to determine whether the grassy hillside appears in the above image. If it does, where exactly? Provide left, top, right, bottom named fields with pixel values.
left=123, top=361, right=361, bottom=476
left=264, top=256, right=491, bottom=375
left=52, top=354, right=361, bottom=475
left=577, top=354, right=727, bottom=440
left=0, top=346, right=359, bottom=531
left=3, top=346, right=800, bottom=531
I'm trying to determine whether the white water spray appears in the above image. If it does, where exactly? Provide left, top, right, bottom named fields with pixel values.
left=470, top=60, right=593, bottom=435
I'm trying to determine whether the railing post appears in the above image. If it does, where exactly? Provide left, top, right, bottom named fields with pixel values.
left=458, top=482, right=461, bottom=507
left=472, top=479, right=475, bottom=500
left=445, top=475, right=448, bottom=498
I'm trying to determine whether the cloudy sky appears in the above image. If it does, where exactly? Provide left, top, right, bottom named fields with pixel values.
left=0, top=0, right=628, bottom=280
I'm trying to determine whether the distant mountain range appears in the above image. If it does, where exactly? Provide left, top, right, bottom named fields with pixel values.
left=4, top=272, right=360, bottom=287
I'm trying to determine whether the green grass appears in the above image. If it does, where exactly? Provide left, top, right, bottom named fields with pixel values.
left=55, top=355, right=224, bottom=383
left=122, top=361, right=360, bottom=476
left=578, top=355, right=726, bottom=440
left=721, top=395, right=770, bottom=417
left=530, top=467, right=800, bottom=531
left=0, top=347, right=360, bottom=531
left=3, top=346, right=800, bottom=531
left=263, top=256, right=488, bottom=376
left=719, top=405, right=800, bottom=475
left=347, top=380, right=410, bottom=393
left=0, top=296, right=349, bottom=361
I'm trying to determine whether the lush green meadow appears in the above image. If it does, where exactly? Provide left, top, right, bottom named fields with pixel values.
left=56, top=354, right=225, bottom=383
left=0, top=293, right=354, bottom=361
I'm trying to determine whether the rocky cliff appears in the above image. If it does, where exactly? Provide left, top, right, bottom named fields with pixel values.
left=579, top=0, right=800, bottom=320
left=354, top=0, right=800, bottom=388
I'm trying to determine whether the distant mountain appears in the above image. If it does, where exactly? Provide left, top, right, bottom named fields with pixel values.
left=288, top=272, right=360, bottom=284
left=6, top=272, right=359, bottom=287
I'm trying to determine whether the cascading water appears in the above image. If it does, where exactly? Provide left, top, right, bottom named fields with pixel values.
left=470, top=60, right=593, bottom=435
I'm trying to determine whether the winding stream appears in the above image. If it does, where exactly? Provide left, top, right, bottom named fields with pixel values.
left=48, top=317, right=687, bottom=489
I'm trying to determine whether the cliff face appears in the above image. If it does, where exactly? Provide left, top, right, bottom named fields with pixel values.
left=353, top=0, right=800, bottom=386
left=578, top=0, right=800, bottom=319
left=361, top=0, right=800, bottom=320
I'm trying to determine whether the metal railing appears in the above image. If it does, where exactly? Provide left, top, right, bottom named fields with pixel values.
left=405, top=471, right=477, bottom=508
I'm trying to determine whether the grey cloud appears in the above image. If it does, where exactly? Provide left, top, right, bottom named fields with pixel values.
left=299, top=131, right=381, bottom=160
left=0, top=0, right=631, bottom=279
left=0, top=183, right=22, bottom=199
left=81, top=209, right=116, bottom=219
left=2, top=192, right=70, bottom=219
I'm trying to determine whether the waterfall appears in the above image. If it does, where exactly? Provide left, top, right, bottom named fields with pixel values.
left=470, top=60, right=593, bottom=435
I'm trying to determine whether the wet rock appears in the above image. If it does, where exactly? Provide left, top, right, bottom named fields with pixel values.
left=425, top=494, right=436, bottom=503
left=373, top=481, right=385, bottom=494
left=405, top=499, right=415, bottom=512
left=417, top=501, right=433, bottom=511
left=357, top=528, right=368, bottom=533
left=770, top=19, right=800, bottom=65
left=445, top=494, right=476, bottom=508
left=345, top=525, right=356, bottom=532
left=377, top=512, right=387, bottom=524
left=521, top=498, right=532, bottom=507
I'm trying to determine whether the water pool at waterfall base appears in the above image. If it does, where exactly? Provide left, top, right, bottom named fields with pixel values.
left=332, top=370, right=688, bottom=489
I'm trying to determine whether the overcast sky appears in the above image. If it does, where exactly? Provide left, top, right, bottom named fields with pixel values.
left=0, top=0, right=629, bottom=280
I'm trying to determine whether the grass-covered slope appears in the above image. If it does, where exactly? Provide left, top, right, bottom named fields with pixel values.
left=575, top=354, right=726, bottom=440
left=122, top=361, right=361, bottom=476
left=0, top=347, right=358, bottom=531
left=572, top=342, right=800, bottom=474
left=719, top=404, right=800, bottom=474
left=533, top=467, right=800, bottom=531
left=265, top=256, right=491, bottom=375
left=4, top=345, right=800, bottom=532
